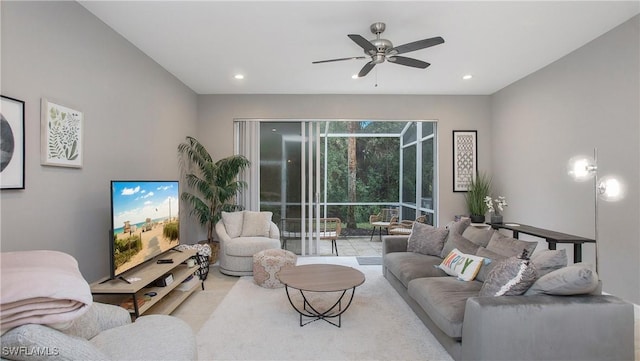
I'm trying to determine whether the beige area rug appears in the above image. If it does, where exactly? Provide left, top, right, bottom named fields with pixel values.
left=196, top=256, right=453, bottom=361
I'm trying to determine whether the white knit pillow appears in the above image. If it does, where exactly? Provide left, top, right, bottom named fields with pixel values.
left=240, top=211, right=273, bottom=237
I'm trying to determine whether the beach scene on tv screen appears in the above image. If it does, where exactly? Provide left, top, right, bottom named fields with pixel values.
left=112, top=181, right=179, bottom=275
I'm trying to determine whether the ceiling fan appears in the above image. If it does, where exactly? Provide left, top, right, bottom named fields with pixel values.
left=312, top=22, right=445, bottom=78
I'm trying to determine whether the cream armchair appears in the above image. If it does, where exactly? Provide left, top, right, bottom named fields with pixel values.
left=215, top=211, right=281, bottom=276
left=0, top=302, right=196, bottom=360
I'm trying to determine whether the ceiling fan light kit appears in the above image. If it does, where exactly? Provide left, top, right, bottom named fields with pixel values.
left=313, top=22, right=444, bottom=78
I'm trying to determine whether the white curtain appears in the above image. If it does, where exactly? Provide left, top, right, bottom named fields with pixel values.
left=234, top=121, right=260, bottom=211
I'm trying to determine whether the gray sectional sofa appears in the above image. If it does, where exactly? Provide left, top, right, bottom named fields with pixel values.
left=382, top=220, right=635, bottom=361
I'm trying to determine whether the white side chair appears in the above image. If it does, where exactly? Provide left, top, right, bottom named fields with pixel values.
left=215, top=211, right=281, bottom=276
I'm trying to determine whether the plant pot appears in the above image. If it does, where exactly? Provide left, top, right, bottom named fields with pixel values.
left=470, top=215, right=485, bottom=223
left=490, top=214, right=503, bottom=224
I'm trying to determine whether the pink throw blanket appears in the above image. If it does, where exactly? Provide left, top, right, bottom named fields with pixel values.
left=1, top=250, right=93, bottom=333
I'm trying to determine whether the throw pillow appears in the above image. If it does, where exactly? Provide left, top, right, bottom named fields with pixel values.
left=530, top=249, right=567, bottom=278
left=461, top=226, right=494, bottom=248
left=240, top=211, right=273, bottom=237
left=221, top=211, right=244, bottom=238
left=479, top=251, right=537, bottom=296
left=440, top=232, right=480, bottom=259
left=474, top=247, right=507, bottom=283
left=525, top=262, right=599, bottom=296
left=406, top=222, right=449, bottom=256
left=446, top=217, right=471, bottom=236
left=437, top=248, right=485, bottom=281
left=486, top=233, right=538, bottom=258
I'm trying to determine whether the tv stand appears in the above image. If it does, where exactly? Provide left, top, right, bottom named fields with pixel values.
left=90, top=249, right=201, bottom=317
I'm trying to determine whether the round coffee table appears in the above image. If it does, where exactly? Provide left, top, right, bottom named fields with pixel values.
left=278, top=264, right=365, bottom=327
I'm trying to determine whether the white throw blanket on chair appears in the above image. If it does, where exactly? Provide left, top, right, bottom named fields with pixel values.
left=0, top=250, right=93, bottom=334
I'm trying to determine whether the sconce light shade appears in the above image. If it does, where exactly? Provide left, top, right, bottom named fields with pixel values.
left=598, top=175, right=625, bottom=202
left=567, top=155, right=597, bottom=182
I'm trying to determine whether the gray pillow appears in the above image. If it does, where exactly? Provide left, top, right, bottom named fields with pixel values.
left=461, top=226, right=494, bottom=247
left=240, top=211, right=273, bottom=237
left=407, top=222, right=449, bottom=256
left=479, top=256, right=537, bottom=296
left=525, top=262, right=599, bottom=296
left=530, top=249, right=567, bottom=278
left=221, top=211, right=244, bottom=238
left=486, top=233, right=537, bottom=257
left=474, top=247, right=507, bottom=283
left=446, top=218, right=471, bottom=236
left=440, top=232, right=480, bottom=258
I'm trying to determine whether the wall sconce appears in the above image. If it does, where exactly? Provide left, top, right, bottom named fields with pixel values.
left=567, top=148, right=625, bottom=272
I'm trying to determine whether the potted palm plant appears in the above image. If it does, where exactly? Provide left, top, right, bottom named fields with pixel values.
left=178, top=136, right=250, bottom=259
left=465, top=172, right=492, bottom=223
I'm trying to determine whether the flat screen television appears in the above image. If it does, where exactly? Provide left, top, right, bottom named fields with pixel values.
left=110, top=180, right=180, bottom=279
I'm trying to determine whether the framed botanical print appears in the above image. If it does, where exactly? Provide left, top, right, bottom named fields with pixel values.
left=41, top=98, right=83, bottom=168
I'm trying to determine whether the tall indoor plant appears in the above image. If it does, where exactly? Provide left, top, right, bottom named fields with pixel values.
left=465, top=172, right=492, bottom=223
left=178, top=136, right=250, bottom=243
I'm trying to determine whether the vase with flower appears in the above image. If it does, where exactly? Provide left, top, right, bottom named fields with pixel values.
left=485, top=195, right=508, bottom=224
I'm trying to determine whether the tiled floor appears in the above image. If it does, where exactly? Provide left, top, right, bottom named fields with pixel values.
left=283, top=236, right=383, bottom=257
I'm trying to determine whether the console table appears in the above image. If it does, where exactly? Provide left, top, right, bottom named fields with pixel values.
left=488, top=223, right=595, bottom=263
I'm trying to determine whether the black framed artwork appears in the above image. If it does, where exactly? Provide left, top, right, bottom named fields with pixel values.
left=1, top=95, right=25, bottom=190
left=452, top=130, right=477, bottom=192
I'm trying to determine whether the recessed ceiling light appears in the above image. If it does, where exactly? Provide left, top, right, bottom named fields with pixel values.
left=462, top=74, right=473, bottom=80
left=234, top=74, right=244, bottom=80
left=352, top=74, right=359, bottom=79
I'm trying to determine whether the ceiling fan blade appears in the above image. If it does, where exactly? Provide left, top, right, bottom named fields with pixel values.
left=348, top=34, right=377, bottom=53
left=357, top=62, right=376, bottom=77
left=391, top=36, right=444, bottom=55
left=312, top=56, right=366, bottom=64
left=388, top=56, right=430, bottom=69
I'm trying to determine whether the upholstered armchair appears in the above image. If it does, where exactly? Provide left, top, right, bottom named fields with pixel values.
left=0, top=302, right=196, bottom=360
left=215, top=211, right=281, bottom=276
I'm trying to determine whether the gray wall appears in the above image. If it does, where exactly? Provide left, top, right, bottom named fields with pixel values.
left=196, top=94, right=492, bottom=232
left=491, top=16, right=640, bottom=303
left=0, top=1, right=198, bottom=282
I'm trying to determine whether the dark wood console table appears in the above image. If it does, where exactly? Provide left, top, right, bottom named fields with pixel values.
left=488, top=223, right=595, bottom=263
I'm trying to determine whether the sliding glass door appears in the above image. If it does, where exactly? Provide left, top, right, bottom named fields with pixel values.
left=235, top=119, right=438, bottom=256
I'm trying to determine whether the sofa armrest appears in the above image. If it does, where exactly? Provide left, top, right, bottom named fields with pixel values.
left=382, top=236, right=408, bottom=256
left=461, top=295, right=635, bottom=361
left=268, top=221, right=280, bottom=239
left=63, top=302, right=131, bottom=340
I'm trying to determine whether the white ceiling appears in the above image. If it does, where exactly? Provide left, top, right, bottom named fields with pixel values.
left=79, top=1, right=639, bottom=95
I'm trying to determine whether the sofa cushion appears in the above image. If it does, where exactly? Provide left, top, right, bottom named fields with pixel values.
left=241, top=211, right=273, bottom=237
left=91, top=315, right=197, bottom=360
left=408, top=277, right=482, bottom=339
left=222, top=211, right=244, bottom=238
left=445, top=218, right=471, bottom=237
left=0, top=323, right=108, bottom=360
left=461, top=226, right=494, bottom=248
left=384, top=252, right=447, bottom=288
left=530, top=249, right=567, bottom=277
left=479, top=256, right=537, bottom=297
left=437, top=248, right=485, bottom=281
left=407, top=222, right=449, bottom=256
left=225, top=237, right=281, bottom=257
left=486, top=233, right=537, bottom=257
left=525, top=262, right=599, bottom=296
left=440, top=232, right=480, bottom=259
